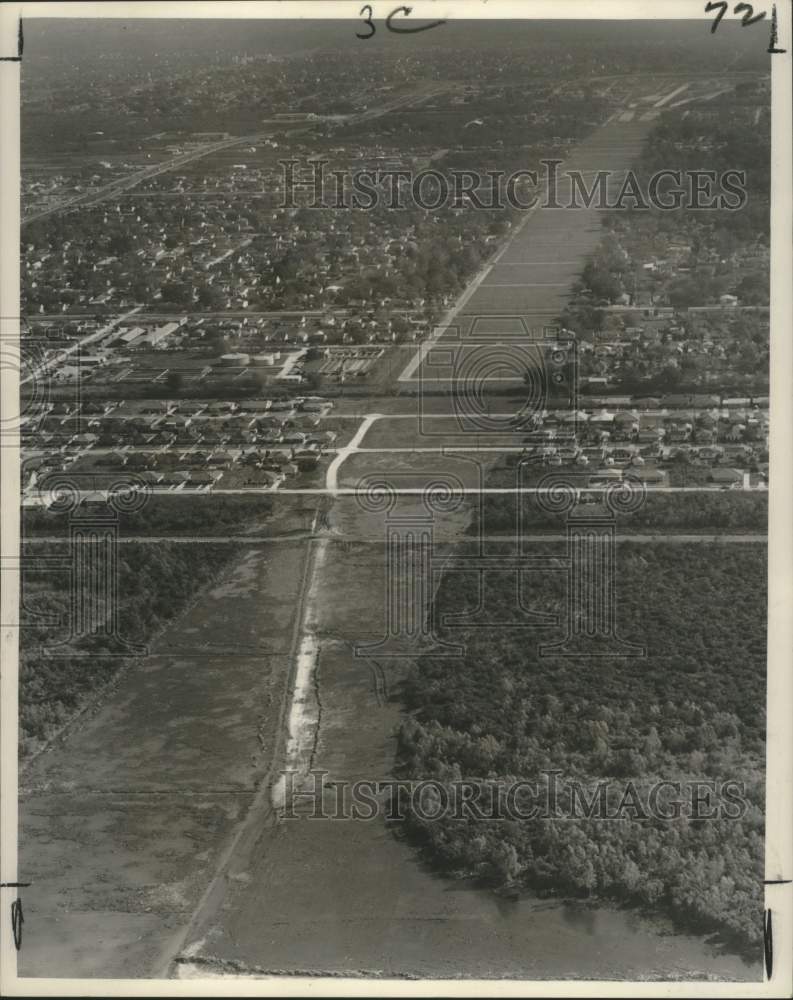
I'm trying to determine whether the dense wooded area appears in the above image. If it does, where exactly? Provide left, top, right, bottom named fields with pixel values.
left=473, top=490, right=767, bottom=534
left=398, top=543, right=766, bottom=955
left=19, top=541, right=238, bottom=757
left=22, top=494, right=276, bottom=537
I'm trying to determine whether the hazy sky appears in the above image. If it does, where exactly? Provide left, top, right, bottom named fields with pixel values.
left=22, top=16, right=768, bottom=65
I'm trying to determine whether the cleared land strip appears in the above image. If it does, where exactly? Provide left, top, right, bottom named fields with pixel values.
left=150, top=526, right=325, bottom=976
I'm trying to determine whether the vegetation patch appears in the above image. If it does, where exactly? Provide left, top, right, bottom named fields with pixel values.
left=397, top=542, right=766, bottom=956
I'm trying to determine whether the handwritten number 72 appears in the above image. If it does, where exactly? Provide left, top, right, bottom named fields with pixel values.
left=707, top=1, right=765, bottom=29
left=706, top=2, right=785, bottom=51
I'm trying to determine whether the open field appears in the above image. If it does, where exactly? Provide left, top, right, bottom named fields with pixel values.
left=19, top=542, right=309, bottom=978
left=358, top=414, right=549, bottom=451
left=336, top=449, right=503, bottom=493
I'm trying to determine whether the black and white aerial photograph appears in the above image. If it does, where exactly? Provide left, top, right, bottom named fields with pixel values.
left=1, top=2, right=791, bottom=995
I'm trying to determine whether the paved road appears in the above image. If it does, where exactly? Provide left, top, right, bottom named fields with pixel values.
left=326, top=413, right=381, bottom=492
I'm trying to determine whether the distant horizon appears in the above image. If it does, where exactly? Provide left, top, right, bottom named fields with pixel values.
left=21, top=16, right=770, bottom=62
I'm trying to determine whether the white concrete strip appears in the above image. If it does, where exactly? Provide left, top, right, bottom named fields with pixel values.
left=654, top=82, right=689, bottom=108
left=325, top=412, right=382, bottom=493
